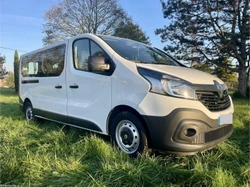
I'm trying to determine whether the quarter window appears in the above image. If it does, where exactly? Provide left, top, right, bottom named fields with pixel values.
left=21, top=44, right=66, bottom=77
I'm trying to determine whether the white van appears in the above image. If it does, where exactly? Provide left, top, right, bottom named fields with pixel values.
left=19, top=34, right=234, bottom=156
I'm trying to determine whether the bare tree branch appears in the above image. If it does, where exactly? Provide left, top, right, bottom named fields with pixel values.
left=42, top=0, right=126, bottom=45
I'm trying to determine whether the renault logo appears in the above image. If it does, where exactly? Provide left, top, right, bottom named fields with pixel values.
left=214, top=80, right=224, bottom=99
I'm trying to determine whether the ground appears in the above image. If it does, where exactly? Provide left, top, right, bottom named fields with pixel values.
left=0, top=88, right=249, bottom=186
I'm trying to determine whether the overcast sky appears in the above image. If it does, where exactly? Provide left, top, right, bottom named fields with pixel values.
left=0, top=0, right=168, bottom=71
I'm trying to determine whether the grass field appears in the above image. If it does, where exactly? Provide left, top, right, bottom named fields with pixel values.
left=0, top=88, right=249, bottom=187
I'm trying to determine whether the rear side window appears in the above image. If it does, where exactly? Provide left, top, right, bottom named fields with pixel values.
left=21, top=44, right=66, bottom=77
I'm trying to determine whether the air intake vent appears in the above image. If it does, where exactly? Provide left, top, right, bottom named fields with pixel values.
left=204, top=124, right=232, bottom=143
left=192, top=124, right=233, bottom=144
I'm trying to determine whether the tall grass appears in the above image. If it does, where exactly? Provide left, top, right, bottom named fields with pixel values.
left=0, top=88, right=249, bottom=186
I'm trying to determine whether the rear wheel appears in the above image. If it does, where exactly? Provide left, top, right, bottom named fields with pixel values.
left=110, top=111, right=148, bottom=157
left=24, top=102, right=36, bottom=122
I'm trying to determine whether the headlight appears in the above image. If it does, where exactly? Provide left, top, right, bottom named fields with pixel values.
left=138, top=67, right=195, bottom=99
left=221, top=83, right=227, bottom=91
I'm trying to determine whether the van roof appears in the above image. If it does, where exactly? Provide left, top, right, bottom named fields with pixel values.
left=20, top=33, right=97, bottom=58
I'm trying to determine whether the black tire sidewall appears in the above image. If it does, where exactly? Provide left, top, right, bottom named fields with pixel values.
left=24, top=102, right=35, bottom=121
left=110, top=111, right=148, bottom=157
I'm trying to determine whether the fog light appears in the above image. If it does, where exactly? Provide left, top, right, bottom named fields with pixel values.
left=184, top=128, right=196, bottom=137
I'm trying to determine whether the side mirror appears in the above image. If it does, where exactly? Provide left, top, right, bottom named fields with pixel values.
left=88, top=56, right=110, bottom=72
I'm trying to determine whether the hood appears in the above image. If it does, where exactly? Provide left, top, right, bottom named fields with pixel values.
left=136, top=64, right=224, bottom=85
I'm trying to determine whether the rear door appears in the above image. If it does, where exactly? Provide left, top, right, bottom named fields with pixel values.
left=66, top=37, right=115, bottom=133
left=20, top=43, right=68, bottom=119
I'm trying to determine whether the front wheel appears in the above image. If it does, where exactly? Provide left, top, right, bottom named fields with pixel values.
left=110, top=111, right=148, bottom=157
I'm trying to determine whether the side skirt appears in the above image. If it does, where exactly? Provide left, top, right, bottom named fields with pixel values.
left=33, top=108, right=107, bottom=135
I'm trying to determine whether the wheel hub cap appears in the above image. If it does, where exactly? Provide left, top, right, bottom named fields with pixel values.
left=115, top=120, right=140, bottom=154
left=26, top=107, right=33, bottom=121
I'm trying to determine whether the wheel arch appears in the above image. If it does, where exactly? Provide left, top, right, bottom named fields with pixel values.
left=23, top=98, right=32, bottom=112
left=106, top=105, right=152, bottom=147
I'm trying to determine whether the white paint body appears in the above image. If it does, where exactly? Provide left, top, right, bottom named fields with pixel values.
left=20, top=41, right=68, bottom=116
left=20, top=34, right=234, bottom=135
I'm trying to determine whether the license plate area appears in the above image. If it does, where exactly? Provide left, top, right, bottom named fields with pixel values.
left=218, top=113, right=233, bottom=126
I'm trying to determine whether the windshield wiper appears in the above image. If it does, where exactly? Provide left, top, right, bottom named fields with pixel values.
left=150, top=61, right=167, bottom=65
left=130, top=60, right=170, bottom=65
left=130, top=60, right=148, bottom=64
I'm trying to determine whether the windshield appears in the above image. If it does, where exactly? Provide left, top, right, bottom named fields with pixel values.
left=98, top=35, right=179, bottom=66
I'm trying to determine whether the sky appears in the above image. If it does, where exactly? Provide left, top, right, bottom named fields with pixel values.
left=0, top=0, right=168, bottom=71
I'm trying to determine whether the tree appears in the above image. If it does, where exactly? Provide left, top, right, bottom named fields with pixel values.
left=0, top=54, right=6, bottom=76
left=192, top=63, right=212, bottom=74
left=213, top=59, right=238, bottom=82
left=156, top=0, right=249, bottom=96
left=14, top=50, right=19, bottom=92
left=5, top=72, right=15, bottom=88
left=43, top=0, right=126, bottom=45
left=192, top=60, right=238, bottom=82
left=113, top=19, right=151, bottom=44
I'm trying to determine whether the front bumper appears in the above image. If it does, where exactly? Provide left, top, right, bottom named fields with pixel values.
left=142, top=108, right=233, bottom=155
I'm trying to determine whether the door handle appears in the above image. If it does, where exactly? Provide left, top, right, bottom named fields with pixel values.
left=69, top=85, right=79, bottom=89
left=55, top=85, right=62, bottom=89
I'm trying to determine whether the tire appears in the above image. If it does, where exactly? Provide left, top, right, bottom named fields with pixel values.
left=110, top=111, right=148, bottom=157
left=24, top=102, right=36, bottom=122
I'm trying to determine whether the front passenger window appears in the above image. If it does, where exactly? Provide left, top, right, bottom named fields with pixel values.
left=91, top=41, right=105, bottom=57
left=90, top=41, right=113, bottom=70
left=73, top=39, right=90, bottom=71
left=73, top=39, right=115, bottom=75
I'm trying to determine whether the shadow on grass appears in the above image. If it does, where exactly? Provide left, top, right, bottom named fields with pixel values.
left=0, top=102, right=22, bottom=119
left=0, top=102, right=109, bottom=146
left=0, top=87, right=17, bottom=96
left=37, top=120, right=110, bottom=144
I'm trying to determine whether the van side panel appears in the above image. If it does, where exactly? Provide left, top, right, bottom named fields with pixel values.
left=20, top=42, right=68, bottom=117
left=111, top=53, right=150, bottom=111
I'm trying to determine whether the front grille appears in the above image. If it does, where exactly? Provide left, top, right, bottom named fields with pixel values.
left=192, top=124, right=233, bottom=144
left=196, top=90, right=231, bottom=112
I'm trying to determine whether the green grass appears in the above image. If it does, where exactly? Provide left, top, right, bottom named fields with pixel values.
left=0, top=87, right=249, bottom=187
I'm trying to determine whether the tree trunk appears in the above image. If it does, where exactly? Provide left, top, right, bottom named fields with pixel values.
left=247, top=67, right=250, bottom=86
left=238, top=66, right=247, bottom=97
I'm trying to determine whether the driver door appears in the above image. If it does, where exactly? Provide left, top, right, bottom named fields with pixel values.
left=66, top=38, right=113, bottom=133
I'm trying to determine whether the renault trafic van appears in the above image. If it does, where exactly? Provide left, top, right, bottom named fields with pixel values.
left=19, top=34, right=233, bottom=157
